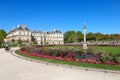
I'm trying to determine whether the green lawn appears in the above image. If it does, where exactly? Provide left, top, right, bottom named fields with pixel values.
left=45, top=45, right=120, bottom=55
left=89, top=46, right=120, bottom=55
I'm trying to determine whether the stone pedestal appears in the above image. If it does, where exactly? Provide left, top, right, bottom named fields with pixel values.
left=83, top=42, right=87, bottom=49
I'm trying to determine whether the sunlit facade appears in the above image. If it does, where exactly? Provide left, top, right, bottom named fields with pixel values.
left=5, top=25, right=64, bottom=45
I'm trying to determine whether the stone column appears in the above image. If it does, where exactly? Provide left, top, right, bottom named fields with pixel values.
left=83, top=22, right=88, bottom=49
left=43, top=33, right=45, bottom=45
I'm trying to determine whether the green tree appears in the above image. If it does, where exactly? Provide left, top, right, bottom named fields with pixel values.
left=11, top=39, right=15, bottom=43
left=33, top=41, right=37, bottom=44
left=17, top=38, right=22, bottom=46
left=64, top=30, right=120, bottom=43
left=0, top=29, right=7, bottom=43
left=87, top=32, right=95, bottom=41
left=94, top=32, right=103, bottom=41
left=67, top=34, right=75, bottom=43
left=76, top=31, right=83, bottom=42
left=102, top=34, right=112, bottom=41
left=109, top=34, right=114, bottom=41
left=114, top=34, right=120, bottom=42
left=64, top=31, right=76, bottom=43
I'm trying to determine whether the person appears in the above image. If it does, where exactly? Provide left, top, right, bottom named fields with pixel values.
left=5, top=43, right=10, bottom=51
left=5, top=43, right=8, bottom=48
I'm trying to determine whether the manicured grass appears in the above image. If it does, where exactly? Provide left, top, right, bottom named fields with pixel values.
left=45, top=46, right=120, bottom=55
left=89, top=46, right=120, bottom=55
left=15, top=50, right=120, bottom=70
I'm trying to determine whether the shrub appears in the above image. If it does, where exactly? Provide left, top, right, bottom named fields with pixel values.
left=100, top=54, right=111, bottom=63
left=114, top=57, right=120, bottom=64
left=21, top=44, right=27, bottom=47
left=61, top=50, right=68, bottom=58
left=9, top=43, right=18, bottom=47
left=0, top=43, right=5, bottom=48
left=50, top=49, right=57, bottom=57
left=33, top=41, right=37, bottom=44
left=74, top=50, right=85, bottom=59
left=86, top=48, right=94, bottom=54
left=67, top=50, right=74, bottom=58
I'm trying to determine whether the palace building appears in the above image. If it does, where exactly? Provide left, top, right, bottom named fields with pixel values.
left=5, top=25, right=64, bottom=45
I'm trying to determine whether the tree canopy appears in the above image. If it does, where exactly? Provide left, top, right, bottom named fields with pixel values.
left=64, top=30, right=120, bottom=43
left=64, top=31, right=83, bottom=43
left=17, top=38, right=22, bottom=46
left=0, top=29, right=7, bottom=43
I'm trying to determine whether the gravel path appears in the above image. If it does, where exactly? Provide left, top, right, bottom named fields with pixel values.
left=0, top=47, right=120, bottom=80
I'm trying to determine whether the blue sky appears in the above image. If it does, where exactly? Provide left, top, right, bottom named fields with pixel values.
left=0, top=0, right=120, bottom=34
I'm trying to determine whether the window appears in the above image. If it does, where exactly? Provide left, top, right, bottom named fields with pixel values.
left=27, top=32, right=29, bottom=35
left=19, top=32, right=21, bottom=35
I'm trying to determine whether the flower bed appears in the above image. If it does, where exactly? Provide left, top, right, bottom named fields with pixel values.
left=19, top=46, right=120, bottom=66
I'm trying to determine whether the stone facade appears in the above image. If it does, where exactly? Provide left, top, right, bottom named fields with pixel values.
left=5, top=25, right=31, bottom=43
left=5, top=25, right=64, bottom=45
left=31, top=31, right=45, bottom=44
left=45, top=29, right=64, bottom=44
